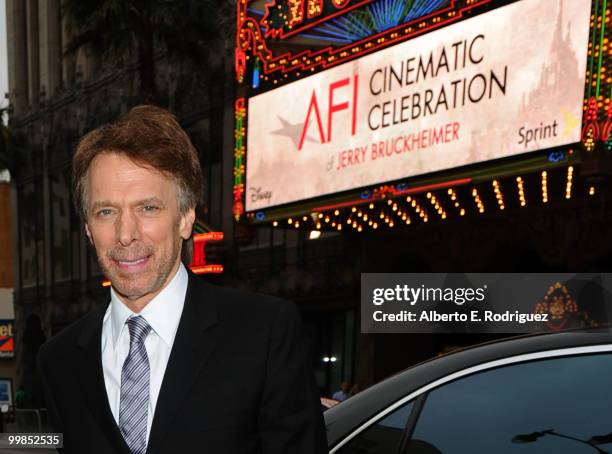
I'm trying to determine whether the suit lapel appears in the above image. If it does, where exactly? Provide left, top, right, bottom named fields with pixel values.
left=75, top=305, right=132, bottom=454
left=146, top=272, right=219, bottom=454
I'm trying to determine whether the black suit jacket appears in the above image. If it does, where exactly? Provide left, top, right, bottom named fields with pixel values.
left=37, top=271, right=328, bottom=453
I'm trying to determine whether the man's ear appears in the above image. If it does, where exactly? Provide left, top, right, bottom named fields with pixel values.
left=179, top=207, right=196, bottom=240
left=84, top=222, right=94, bottom=245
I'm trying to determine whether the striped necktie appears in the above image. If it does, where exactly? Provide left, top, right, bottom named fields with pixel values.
left=119, top=316, right=151, bottom=454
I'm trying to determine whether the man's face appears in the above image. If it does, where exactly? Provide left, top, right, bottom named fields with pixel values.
left=84, top=153, right=195, bottom=304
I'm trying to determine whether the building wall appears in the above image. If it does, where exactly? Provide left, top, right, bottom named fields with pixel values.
left=0, top=183, right=13, bottom=288
left=7, top=0, right=98, bottom=116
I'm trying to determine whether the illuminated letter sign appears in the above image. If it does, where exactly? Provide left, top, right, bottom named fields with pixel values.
left=189, top=232, right=224, bottom=274
left=0, top=320, right=14, bottom=358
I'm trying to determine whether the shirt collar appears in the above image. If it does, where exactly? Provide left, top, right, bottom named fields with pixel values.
left=109, top=263, right=188, bottom=349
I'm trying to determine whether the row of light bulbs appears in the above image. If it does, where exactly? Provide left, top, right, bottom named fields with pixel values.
left=269, top=168, right=590, bottom=231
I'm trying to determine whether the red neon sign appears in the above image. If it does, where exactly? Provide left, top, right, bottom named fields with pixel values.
left=189, top=232, right=224, bottom=275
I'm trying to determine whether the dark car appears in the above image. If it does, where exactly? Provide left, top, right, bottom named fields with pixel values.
left=325, top=328, right=612, bottom=453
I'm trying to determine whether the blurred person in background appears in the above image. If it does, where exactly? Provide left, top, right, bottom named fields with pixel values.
left=333, top=381, right=351, bottom=402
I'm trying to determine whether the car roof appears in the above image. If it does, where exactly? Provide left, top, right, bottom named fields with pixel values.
left=324, top=327, right=612, bottom=447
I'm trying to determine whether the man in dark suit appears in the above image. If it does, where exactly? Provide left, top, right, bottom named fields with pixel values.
left=37, top=105, right=328, bottom=454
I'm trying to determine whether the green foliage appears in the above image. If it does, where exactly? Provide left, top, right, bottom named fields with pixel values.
left=62, top=0, right=234, bottom=102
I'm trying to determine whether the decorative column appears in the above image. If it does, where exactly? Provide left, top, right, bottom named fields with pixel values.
left=38, top=0, right=62, bottom=98
left=6, top=0, right=29, bottom=115
left=26, top=0, right=39, bottom=107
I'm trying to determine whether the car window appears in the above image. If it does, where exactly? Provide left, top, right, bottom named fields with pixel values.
left=338, top=401, right=414, bottom=454
left=406, top=353, right=612, bottom=454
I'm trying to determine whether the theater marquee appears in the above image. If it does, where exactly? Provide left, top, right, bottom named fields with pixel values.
left=244, top=0, right=591, bottom=211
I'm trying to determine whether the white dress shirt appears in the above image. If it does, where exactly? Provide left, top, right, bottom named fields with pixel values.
left=101, top=263, right=188, bottom=442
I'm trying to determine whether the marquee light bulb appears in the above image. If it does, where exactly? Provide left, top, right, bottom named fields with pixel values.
left=541, top=171, right=548, bottom=203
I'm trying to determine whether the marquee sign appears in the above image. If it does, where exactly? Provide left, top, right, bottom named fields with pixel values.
left=244, top=0, right=591, bottom=211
